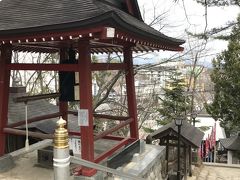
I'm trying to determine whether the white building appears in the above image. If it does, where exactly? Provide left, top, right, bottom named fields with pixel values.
left=194, top=116, right=226, bottom=141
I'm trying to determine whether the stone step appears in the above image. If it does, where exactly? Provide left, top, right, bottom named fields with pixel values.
left=206, top=172, right=217, bottom=180
left=187, top=176, right=197, bottom=180
left=206, top=176, right=217, bottom=180
left=197, top=170, right=208, bottom=180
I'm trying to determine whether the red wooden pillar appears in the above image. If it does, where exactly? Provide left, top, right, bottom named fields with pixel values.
left=59, top=49, right=68, bottom=123
left=77, top=40, right=96, bottom=176
left=0, top=44, right=12, bottom=156
left=124, top=45, right=139, bottom=139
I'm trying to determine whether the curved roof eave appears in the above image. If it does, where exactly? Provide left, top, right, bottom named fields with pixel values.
left=0, top=12, right=184, bottom=44
left=109, top=11, right=185, bottom=46
left=0, top=11, right=184, bottom=51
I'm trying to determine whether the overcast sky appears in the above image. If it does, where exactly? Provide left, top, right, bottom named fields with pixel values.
left=137, top=0, right=240, bottom=66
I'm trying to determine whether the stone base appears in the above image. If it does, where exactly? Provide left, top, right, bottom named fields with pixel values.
left=73, top=171, right=105, bottom=180
left=0, top=154, right=15, bottom=173
left=73, top=143, right=166, bottom=180
left=114, top=144, right=166, bottom=180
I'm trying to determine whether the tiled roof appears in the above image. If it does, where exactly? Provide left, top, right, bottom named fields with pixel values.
left=0, top=0, right=101, bottom=32
left=219, top=135, right=240, bottom=151
left=146, top=120, right=204, bottom=148
left=8, top=88, right=79, bottom=133
left=0, top=0, right=184, bottom=47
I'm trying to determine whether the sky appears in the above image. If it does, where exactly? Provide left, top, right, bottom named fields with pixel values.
left=136, top=0, right=240, bottom=66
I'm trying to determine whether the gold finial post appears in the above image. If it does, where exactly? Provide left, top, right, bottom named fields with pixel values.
left=53, top=117, right=70, bottom=180
left=54, top=117, right=69, bottom=149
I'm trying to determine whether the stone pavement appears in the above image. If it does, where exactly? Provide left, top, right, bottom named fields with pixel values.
left=0, top=151, right=54, bottom=180
left=188, top=163, right=240, bottom=180
left=0, top=138, right=119, bottom=180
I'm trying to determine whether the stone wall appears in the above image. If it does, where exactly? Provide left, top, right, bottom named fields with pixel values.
left=112, top=143, right=167, bottom=180
left=73, top=143, right=167, bottom=180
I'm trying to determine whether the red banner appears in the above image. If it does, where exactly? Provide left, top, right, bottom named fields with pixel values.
left=205, top=135, right=209, bottom=157
left=212, top=122, right=216, bottom=146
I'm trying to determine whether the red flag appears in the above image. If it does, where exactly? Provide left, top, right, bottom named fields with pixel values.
left=198, top=141, right=202, bottom=158
left=213, top=122, right=216, bottom=146
left=205, top=137, right=209, bottom=157
left=209, top=134, right=212, bottom=150
left=210, top=128, right=214, bottom=149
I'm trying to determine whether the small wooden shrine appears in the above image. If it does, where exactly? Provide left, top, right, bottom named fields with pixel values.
left=146, top=121, right=204, bottom=178
left=219, top=133, right=240, bottom=164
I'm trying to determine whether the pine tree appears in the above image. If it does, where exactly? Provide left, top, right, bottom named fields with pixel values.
left=157, top=71, right=190, bottom=125
left=206, top=15, right=240, bottom=135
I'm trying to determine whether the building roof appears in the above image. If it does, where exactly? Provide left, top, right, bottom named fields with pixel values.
left=146, top=120, right=204, bottom=148
left=0, top=0, right=184, bottom=52
left=8, top=87, right=79, bottom=134
left=219, top=134, right=240, bottom=151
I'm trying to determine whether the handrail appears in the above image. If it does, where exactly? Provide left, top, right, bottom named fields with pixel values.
left=4, top=128, right=53, bottom=139
left=7, top=112, right=62, bottom=128
left=70, top=156, right=144, bottom=180
left=94, top=118, right=133, bottom=140
left=93, top=113, right=129, bottom=121
left=13, top=93, right=60, bottom=103
left=68, top=111, right=130, bottom=121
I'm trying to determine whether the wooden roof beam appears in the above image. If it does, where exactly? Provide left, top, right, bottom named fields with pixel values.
left=0, top=27, right=113, bottom=45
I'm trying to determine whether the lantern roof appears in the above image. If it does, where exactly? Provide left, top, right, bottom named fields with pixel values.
left=220, top=134, right=240, bottom=151
left=146, top=120, right=204, bottom=148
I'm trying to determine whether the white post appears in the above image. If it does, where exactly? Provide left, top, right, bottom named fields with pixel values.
left=227, top=150, right=233, bottom=165
left=53, top=117, right=70, bottom=180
